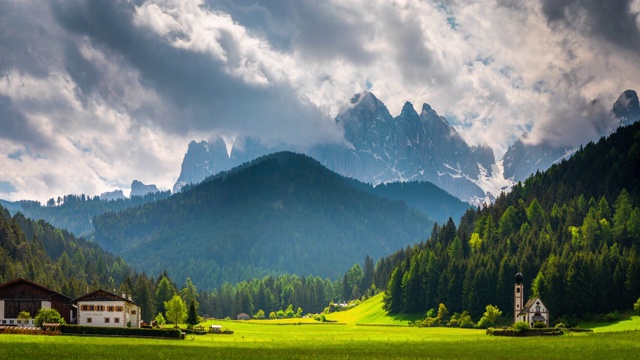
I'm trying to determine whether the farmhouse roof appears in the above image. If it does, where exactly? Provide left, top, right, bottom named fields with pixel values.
left=0, top=277, right=73, bottom=301
left=73, top=289, right=140, bottom=306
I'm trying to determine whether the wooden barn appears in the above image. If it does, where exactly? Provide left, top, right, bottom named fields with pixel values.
left=0, top=277, right=76, bottom=325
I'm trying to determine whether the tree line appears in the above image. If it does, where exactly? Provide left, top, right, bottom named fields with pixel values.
left=379, top=122, right=640, bottom=323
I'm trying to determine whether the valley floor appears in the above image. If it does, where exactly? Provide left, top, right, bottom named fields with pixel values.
left=2, top=321, right=639, bottom=360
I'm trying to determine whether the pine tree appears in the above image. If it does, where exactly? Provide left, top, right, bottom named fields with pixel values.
left=186, top=300, right=199, bottom=329
left=155, top=277, right=176, bottom=318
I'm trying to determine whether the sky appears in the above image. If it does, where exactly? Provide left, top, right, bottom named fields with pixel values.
left=1, top=0, right=640, bottom=202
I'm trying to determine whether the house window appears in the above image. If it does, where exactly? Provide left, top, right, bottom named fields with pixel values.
left=107, top=306, right=114, bottom=312
left=2, top=320, right=6, bottom=324
left=87, top=318, right=92, bottom=323
left=115, top=306, right=123, bottom=312
left=131, top=310, right=137, bottom=315
left=105, top=318, right=110, bottom=323
left=80, top=305, right=87, bottom=311
left=9, top=320, right=14, bottom=324
left=88, top=305, right=95, bottom=311
left=114, top=318, right=120, bottom=323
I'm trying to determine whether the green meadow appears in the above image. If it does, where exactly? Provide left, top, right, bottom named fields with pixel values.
left=3, top=294, right=640, bottom=359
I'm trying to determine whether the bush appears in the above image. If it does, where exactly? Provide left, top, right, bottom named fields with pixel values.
left=458, top=311, right=475, bottom=328
left=155, top=313, right=166, bottom=327
left=533, top=321, right=547, bottom=329
left=635, top=297, right=640, bottom=315
left=420, top=317, right=439, bottom=327
left=476, top=305, right=502, bottom=329
left=34, top=308, right=66, bottom=329
left=553, top=316, right=577, bottom=328
left=513, top=321, right=530, bottom=331
left=60, top=325, right=182, bottom=339
left=604, top=311, right=620, bottom=322
left=555, top=323, right=566, bottom=329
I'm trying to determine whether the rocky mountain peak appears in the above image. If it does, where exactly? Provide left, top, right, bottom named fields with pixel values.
left=99, top=190, right=126, bottom=201
left=503, top=89, right=640, bottom=183
left=130, top=180, right=159, bottom=198
left=613, top=89, right=640, bottom=126
left=173, top=92, right=497, bottom=203
left=400, top=101, right=417, bottom=116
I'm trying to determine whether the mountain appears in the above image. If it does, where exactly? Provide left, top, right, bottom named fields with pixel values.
left=94, top=152, right=434, bottom=289
left=503, top=89, right=640, bottom=182
left=310, top=93, right=497, bottom=202
left=174, top=92, right=501, bottom=205
left=502, top=137, right=572, bottom=182
left=613, top=89, right=640, bottom=127
left=173, top=138, right=285, bottom=193
left=99, top=190, right=126, bottom=201
left=380, top=120, right=640, bottom=320
left=1, top=192, right=170, bottom=238
left=130, top=180, right=159, bottom=197
left=342, top=179, right=471, bottom=225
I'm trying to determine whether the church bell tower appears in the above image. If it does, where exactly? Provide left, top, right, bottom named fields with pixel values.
left=514, top=273, right=524, bottom=323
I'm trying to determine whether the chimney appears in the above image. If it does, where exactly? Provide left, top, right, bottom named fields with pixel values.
left=122, top=292, right=126, bottom=299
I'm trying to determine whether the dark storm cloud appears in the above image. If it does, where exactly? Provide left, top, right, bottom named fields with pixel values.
left=540, top=0, right=640, bottom=51
left=62, top=40, right=102, bottom=100
left=0, top=1, right=63, bottom=77
left=207, top=0, right=375, bottom=64
left=50, top=0, right=330, bottom=143
left=0, top=95, right=51, bottom=151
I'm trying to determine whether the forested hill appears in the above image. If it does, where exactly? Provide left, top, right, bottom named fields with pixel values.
left=0, top=191, right=170, bottom=238
left=360, top=181, right=471, bottom=225
left=0, top=204, right=137, bottom=299
left=379, top=121, right=640, bottom=323
left=93, top=152, right=434, bottom=290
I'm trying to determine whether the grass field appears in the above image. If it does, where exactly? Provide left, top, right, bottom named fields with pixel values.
left=3, top=295, right=640, bottom=359
left=580, top=315, right=640, bottom=333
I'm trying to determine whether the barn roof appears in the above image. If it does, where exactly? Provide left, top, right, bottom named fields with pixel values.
left=0, top=277, right=73, bottom=301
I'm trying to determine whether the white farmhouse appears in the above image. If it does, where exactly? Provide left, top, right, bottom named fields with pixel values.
left=73, top=289, right=141, bottom=328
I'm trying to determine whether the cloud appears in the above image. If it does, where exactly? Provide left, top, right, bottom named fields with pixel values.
left=540, top=0, right=640, bottom=52
left=1, top=0, right=640, bottom=202
left=52, top=0, right=341, bottom=144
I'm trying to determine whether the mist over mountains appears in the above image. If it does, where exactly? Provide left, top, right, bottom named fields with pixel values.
left=175, top=92, right=505, bottom=204
left=174, top=90, right=639, bottom=204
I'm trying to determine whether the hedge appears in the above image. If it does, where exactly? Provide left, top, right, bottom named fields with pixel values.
left=60, top=325, right=182, bottom=339
left=486, top=327, right=564, bottom=337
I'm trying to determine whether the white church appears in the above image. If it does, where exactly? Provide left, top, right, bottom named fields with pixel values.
left=514, top=273, right=550, bottom=328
